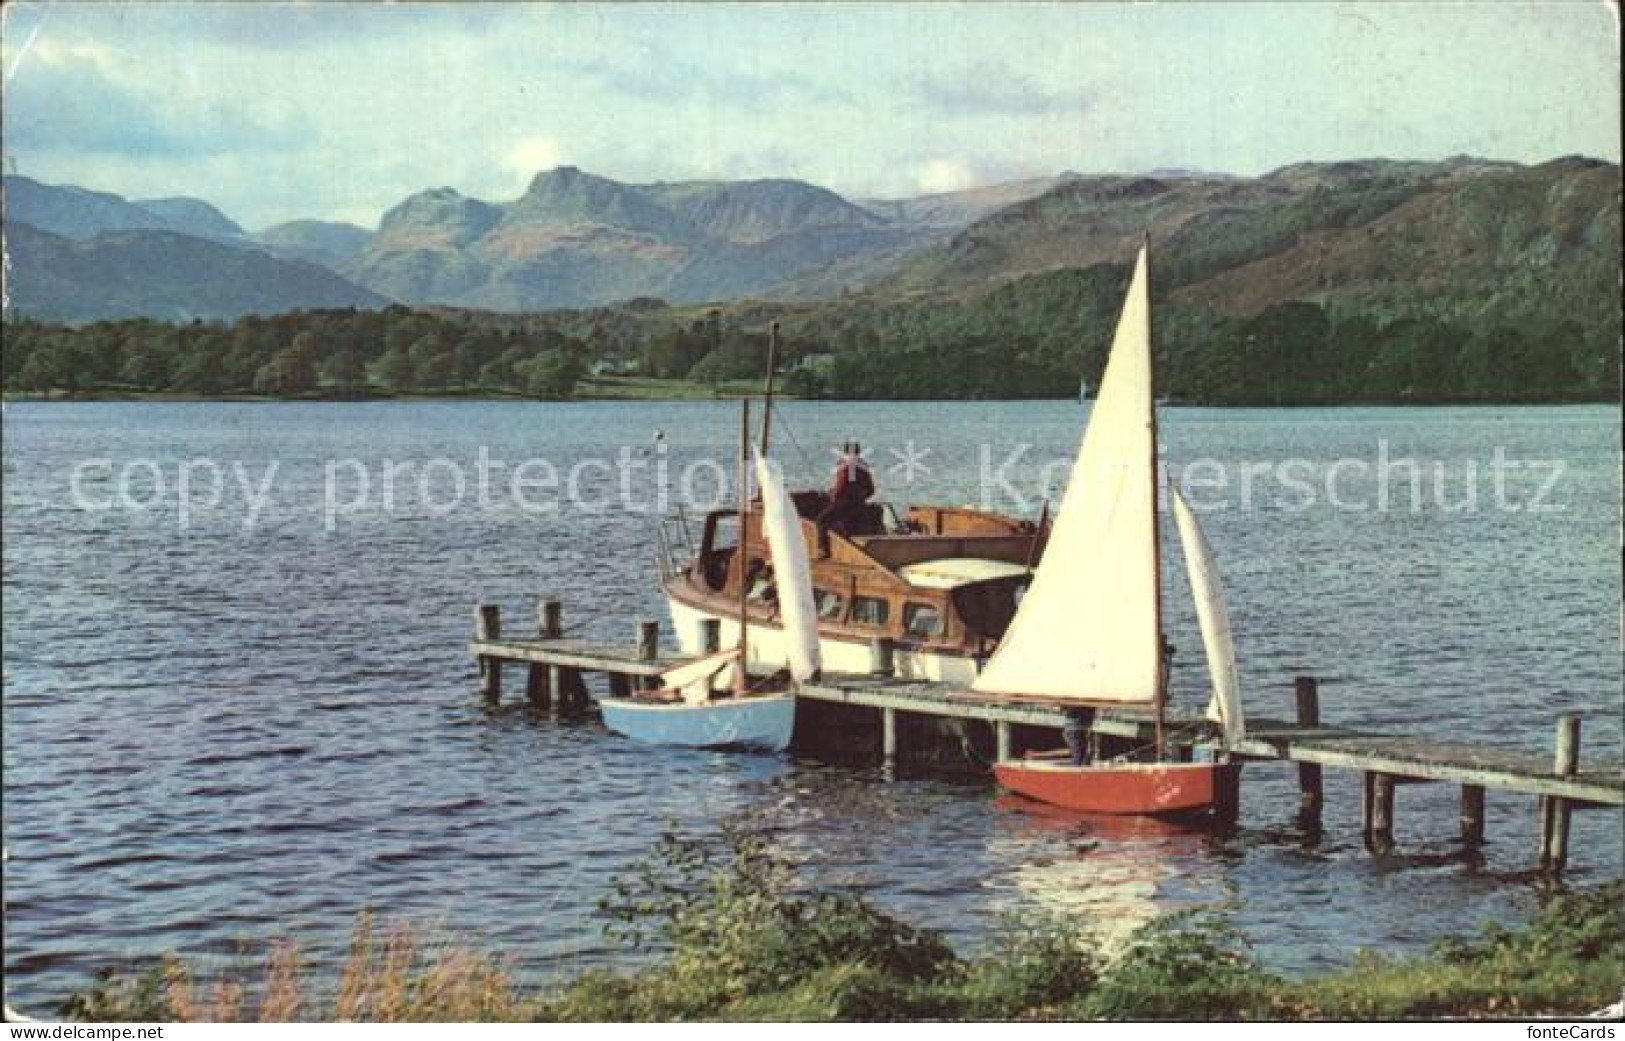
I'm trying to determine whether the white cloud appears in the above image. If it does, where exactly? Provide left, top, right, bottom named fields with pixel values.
left=915, top=159, right=978, bottom=196
left=502, top=137, right=565, bottom=189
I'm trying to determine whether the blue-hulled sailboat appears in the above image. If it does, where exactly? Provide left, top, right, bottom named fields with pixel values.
left=599, top=384, right=818, bottom=753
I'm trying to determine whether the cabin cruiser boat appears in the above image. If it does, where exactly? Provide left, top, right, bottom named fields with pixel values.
left=661, top=499, right=1047, bottom=685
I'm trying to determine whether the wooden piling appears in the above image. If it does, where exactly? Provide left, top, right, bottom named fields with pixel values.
left=1366, top=772, right=1395, bottom=851
left=476, top=604, right=502, bottom=700
left=524, top=601, right=558, bottom=706
left=995, top=720, right=1012, bottom=763
left=882, top=706, right=898, bottom=760
left=526, top=661, right=552, bottom=709
left=637, top=620, right=660, bottom=691
left=701, top=618, right=722, bottom=654
left=1294, top=676, right=1324, bottom=818
left=1540, top=714, right=1580, bottom=872
left=1460, top=784, right=1486, bottom=845
left=869, top=637, right=895, bottom=677
left=637, top=620, right=660, bottom=661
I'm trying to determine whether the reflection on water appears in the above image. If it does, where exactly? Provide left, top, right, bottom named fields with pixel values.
left=3, top=401, right=1620, bottom=1006
left=988, top=796, right=1232, bottom=951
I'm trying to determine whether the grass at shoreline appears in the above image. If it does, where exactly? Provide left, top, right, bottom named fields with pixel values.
left=53, top=829, right=1624, bottom=1023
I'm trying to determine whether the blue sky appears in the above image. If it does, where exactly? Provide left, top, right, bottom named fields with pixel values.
left=2, top=1, right=1618, bottom=230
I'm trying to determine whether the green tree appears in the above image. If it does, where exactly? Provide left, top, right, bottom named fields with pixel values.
left=373, top=346, right=415, bottom=392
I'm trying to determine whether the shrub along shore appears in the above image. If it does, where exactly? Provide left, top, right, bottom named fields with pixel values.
left=56, top=830, right=1624, bottom=1022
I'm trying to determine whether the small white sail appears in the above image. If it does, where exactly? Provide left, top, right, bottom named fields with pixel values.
left=660, top=649, right=742, bottom=705
left=752, top=447, right=821, bottom=683
left=973, top=245, right=1161, bottom=704
left=1170, top=489, right=1245, bottom=747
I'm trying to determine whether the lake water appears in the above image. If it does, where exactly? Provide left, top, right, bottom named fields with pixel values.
left=3, top=400, right=1620, bottom=1010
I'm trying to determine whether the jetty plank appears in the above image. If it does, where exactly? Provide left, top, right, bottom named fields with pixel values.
left=466, top=634, right=1624, bottom=808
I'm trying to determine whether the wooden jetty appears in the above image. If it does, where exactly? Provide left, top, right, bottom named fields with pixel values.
left=472, top=600, right=1623, bottom=873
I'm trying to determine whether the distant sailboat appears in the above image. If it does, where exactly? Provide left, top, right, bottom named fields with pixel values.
left=979, top=240, right=1244, bottom=816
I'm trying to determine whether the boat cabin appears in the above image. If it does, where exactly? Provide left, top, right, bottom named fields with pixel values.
left=668, top=492, right=1047, bottom=661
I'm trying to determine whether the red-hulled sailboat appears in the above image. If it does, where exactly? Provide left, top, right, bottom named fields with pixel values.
left=981, top=238, right=1247, bottom=816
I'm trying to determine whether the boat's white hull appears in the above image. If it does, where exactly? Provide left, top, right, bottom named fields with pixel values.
left=666, top=596, right=980, bottom=684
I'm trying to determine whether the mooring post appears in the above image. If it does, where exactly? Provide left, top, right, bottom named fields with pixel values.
left=1366, top=772, right=1396, bottom=852
left=637, top=619, right=661, bottom=692
left=1294, top=675, right=1324, bottom=819
left=882, top=706, right=898, bottom=761
left=995, top=720, right=1012, bottom=763
left=701, top=618, right=722, bottom=654
left=1540, top=713, right=1580, bottom=872
left=476, top=604, right=502, bottom=701
left=524, top=600, right=559, bottom=707
left=1460, top=785, right=1486, bottom=845
left=869, top=637, right=895, bottom=678
left=638, top=620, right=660, bottom=661
left=526, top=663, right=552, bottom=709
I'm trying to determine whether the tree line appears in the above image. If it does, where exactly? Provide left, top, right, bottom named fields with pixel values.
left=2, top=270, right=1617, bottom=403
left=2, top=307, right=589, bottom=399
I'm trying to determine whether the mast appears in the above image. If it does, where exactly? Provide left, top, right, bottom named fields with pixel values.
left=1144, top=232, right=1167, bottom=757
left=760, top=321, right=780, bottom=455
left=735, top=397, right=752, bottom=695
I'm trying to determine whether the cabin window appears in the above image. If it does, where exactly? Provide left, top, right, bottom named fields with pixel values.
left=851, top=595, right=890, bottom=627
left=701, top=514, right=741, bottom=591
left=903, top=602, right=945, bottom=638
left=814, top=589, right=844, bottom=620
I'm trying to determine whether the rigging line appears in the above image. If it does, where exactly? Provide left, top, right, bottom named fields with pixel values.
left=766, top=400, right=821, bottom=488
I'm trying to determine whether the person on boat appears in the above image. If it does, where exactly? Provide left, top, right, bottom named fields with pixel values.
left=1062, top=707, right=1095, bottom=766
left=816, top=441, right=875, bottom=556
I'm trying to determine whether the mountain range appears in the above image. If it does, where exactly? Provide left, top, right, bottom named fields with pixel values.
left=2, top=157, right=1619, bottom=339
left=2, top=168, right=1049, bottom=320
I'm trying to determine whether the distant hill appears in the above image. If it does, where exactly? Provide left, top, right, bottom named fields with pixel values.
left=873, top=156, right=1620, bottom=339
left=5, top=221, right=390, bottom=322
left=253, top=219, right=374, bottom=270
left=4, top=175, right=177, bottom=239
left=857, top=174, right=1081, bottom=229
left=132, top=197, right=247, bottom=241
left=2, top=175, right=248, bottom=243
left=343, top=166, right=929, bottom=309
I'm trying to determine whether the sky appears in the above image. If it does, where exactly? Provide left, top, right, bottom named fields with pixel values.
left=2, top=1, right=1619, bottom=230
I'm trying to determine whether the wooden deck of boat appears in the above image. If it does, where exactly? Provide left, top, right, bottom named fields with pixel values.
left=471, top=603, right=1619, bottom=871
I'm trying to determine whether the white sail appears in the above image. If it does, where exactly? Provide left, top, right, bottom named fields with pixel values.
left=752, top=448, right=821, bottom=683
left=973, top=245, right=1161, bottom=704
left=660, top=649, right=741, bottom=705
left=1170, top=489, right=1245, bottom=747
